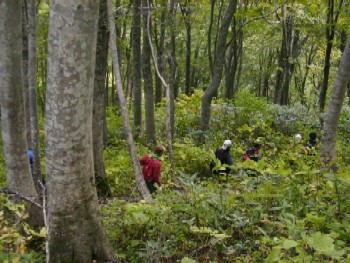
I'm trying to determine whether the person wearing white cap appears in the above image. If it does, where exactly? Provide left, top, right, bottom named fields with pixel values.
left=211, top=139, right=234, bottom=174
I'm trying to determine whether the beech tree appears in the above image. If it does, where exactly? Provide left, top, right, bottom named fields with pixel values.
left=27, top=0, right=43, bottom=192
left=0, top=0, right=42, bottom=227
left=200, top=0, right=236, bottom=133
left=132, top=0, right=142, bottom=137
left=45, top=0, right=115, bottom=261
left=321, top=35, right=350, bottom=171
left=93, top=0, right=111, bottom=197
left=142, top=0, right=157, bottom=144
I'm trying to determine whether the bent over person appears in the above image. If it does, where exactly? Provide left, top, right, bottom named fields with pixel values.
left=140, top=145, right=165, bottom=194
left=211, top=140, right=234, bottom=174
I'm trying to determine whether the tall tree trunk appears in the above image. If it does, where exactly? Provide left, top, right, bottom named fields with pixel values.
left=107, top=0, right=153, bottom=202
left=93, top=0, right=112, bottom=198
left=168, top=0, right=177, bottom=136
left=181, top=2, right=192, bottom=95
left=22, top=1, right=32, bottom=148
left=319, top=0, right=344, bottom=112
left=45, top=1, right=116, bottom=261
left=321, top=35, right=350, bottom=171
left=132, top=0, right=142, bottom=137
left=155, top=4, right=166, bottom=104
left=142, top=0, right=157, bottom=144
left=27, top=0, right=43, bottom=192
left=200, top=0, right=236, bottom=134
left=0, top=0, right=42, bottom=228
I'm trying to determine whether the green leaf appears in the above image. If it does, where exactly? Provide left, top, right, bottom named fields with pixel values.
left=181, top=257, right=197, bottom=263
left=281, top=239, right=298, bottom=250
left=264, top=247, right=281, bottom=263
left=307, top=232, right=334, bottom=252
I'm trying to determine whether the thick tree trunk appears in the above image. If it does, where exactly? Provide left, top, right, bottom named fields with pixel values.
left=132, top=0, right=142, bottom=137
left=45, top=1, right=116, bottom=261
left=27, top=0, right=43, bottom=192
left=0, top=0, right=42, bottom=228
left=93, top=0, right=111, bottom=198
left=142, top=0, right=157, bottom=144
left=200, top=0, right=236, bottom=133
left=321, top=35, right=350, bottom=170
left=107, top=0, right=153, bottom=202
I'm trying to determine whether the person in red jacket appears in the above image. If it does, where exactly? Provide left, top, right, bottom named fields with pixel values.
left=140, top=145, right=165, bottom=194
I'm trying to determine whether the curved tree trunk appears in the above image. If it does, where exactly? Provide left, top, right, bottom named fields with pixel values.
left=0, top=0, right=42, bottom=228
left=45, top=1, right=116, bottom=261
left=93, top=0, right=112, bottom=198
left=107, top=0, right=153, bottom=203
left=200, top=0, right=236, bottom=134
left=321, top=35, right=350, bottom=171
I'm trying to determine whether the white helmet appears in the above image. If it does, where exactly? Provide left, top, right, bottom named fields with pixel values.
left=222, top=140, right=232, bottom=150
left=295, top=134, right=302, bottom=141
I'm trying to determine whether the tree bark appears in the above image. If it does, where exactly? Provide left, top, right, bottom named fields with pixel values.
left=321, top=35, right=350, bottom=171
left=132, top=0, right=142, bottom=137
left=93, top=0, right=112, bottom=198
left=181, top=3, right=192, bottom=95
left=154, top=3, right=166, bottom=104
left=22, top=1, right=32, bottom=149
left=319, top=0, right=344, bottom=112
left=142, top=0, right=157, bottom=144
left=27, top=0, right=43, bottom=193
left=45, top=1, right=116, bottom=261
left=200, top=0, right=236, bottom=134
left=107, top=0, right=153, bottom=203
left=0, top=0, right=42, bottom=228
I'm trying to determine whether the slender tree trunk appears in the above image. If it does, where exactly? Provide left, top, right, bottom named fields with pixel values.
left=22, top=1, right=32, bottom=149
left=321, top=35, right=350, bottom=171
left=200, top=0, right=236, bottom=134
left=132, top=0, right=142, bottom=137
left=93, top=0, right=112, bottom=198
left=155, top=4, right=166, bottom=104
left=181, top=3, right=192, bottom=95
left=0, top=0, right=42, bottom=228
left=45, top=1, right=116, bottom=261
left=145, top=0, right=175, bottom=174
left=168, top=0, right=177, bottom=137
left=142, top=0, right=157, bottom=144
left=107, top=0, right=153, bottom=202
left=319, top=0, right=344, bottom=112
left=27, top=0, right=43, bottom=193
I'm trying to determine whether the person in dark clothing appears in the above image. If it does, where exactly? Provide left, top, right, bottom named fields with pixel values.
left=301, top=132, right=318, bottom=155
left=140, top=145, right=165, bottom=194
left=211, top=140, right=234, bottom=174
left=305, top=132, right=317, bottom=148
left=27, top=149, right=33, bottom=174
left=243, top=143, right=262, bottom=162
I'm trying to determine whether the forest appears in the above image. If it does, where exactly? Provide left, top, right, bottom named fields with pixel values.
left=1, top=0, right=350, bottom=262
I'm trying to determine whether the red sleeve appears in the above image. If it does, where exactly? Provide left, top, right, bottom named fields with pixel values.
left=152, top=160, right=162, bottom=186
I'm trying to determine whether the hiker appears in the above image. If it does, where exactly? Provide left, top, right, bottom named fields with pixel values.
left=301, top=132, right=318, bottom=155
left=27, top=149, right=33, bottom=174
left=211, top=140, right=234, bottom=174
left=140, top=145, right=165, bottom=194
left=243, top=142, right=262, bottom=162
